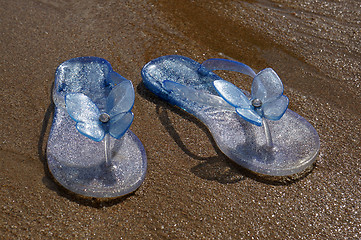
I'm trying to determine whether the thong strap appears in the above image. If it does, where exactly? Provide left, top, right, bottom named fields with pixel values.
left=199, top=58, right=257, bottom=78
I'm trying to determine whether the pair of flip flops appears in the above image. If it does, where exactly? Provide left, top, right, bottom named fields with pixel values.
left=47, top=56, right=319, bottom=198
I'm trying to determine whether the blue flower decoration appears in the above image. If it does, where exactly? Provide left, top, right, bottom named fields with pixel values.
left=213, top=68, right=289, bottom=126
left=65, top=79, right=135, bottom=142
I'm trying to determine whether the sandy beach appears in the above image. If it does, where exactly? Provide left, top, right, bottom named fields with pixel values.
left=1, top=0, right=360, bottom=238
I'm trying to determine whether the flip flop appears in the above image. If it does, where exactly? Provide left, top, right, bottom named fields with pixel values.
left=141, top=55, right=319, bottom=177
left=47, top=57, right=147, bottom=198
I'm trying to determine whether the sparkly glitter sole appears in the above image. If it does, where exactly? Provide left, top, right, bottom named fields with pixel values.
left=141, top=55, right=319, bottom=176
left=47, top=57, right=147, bottom=198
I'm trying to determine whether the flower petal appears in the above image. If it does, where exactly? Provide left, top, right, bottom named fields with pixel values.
left=109, top=112, right=134, bottom=139
left=76, top=122, right=105, bottom=142
left=213, top=80, right=250, bottom=108
left=106, top=71, right=130, bottom=87
left=236, top=107, right=262, bottom=126
left=262, top=95, right=289, bottom=120
left=66, top=93, right=100, bottom=122
left=251, top=68, right=284, bottom=103
left=106, top=79, right=135, bottom=117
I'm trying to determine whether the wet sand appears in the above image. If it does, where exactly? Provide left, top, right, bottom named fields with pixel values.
left=1, top=0, right=360, bottom=238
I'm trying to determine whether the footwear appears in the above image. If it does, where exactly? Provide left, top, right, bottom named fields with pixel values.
left=141, top=55, right=319, bottom=176
left=47, top=57, right=147, bottom=198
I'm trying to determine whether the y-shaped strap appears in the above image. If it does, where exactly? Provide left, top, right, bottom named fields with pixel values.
left=199, top=58, right=257, bottom=78
left=163, top=58, right=259, bottom=110
left=163, top=80, right=233, bottom=109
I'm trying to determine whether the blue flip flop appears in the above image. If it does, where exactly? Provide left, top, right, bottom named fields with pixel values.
left=47, top=57, right=147, bottom=198
left=141, top=55, right=319, bottom=176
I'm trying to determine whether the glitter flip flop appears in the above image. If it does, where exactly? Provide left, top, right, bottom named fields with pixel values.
left=141, top=55, right=319, bottom=176
left=47, top=57, right=147, bottom=198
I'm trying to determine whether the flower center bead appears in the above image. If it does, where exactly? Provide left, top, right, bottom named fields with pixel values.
left=251, top=98, right=262, bottom=108
left=99, top=113, right=110, bottom=123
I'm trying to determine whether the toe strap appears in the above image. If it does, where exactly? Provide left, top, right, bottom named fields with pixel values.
left=199, top=58, right=256, bottom=78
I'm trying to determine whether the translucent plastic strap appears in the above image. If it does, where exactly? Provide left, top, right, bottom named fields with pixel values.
left=199, top=58, right=257, bottom=78
left=163, top=80, right=233, bottom=110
